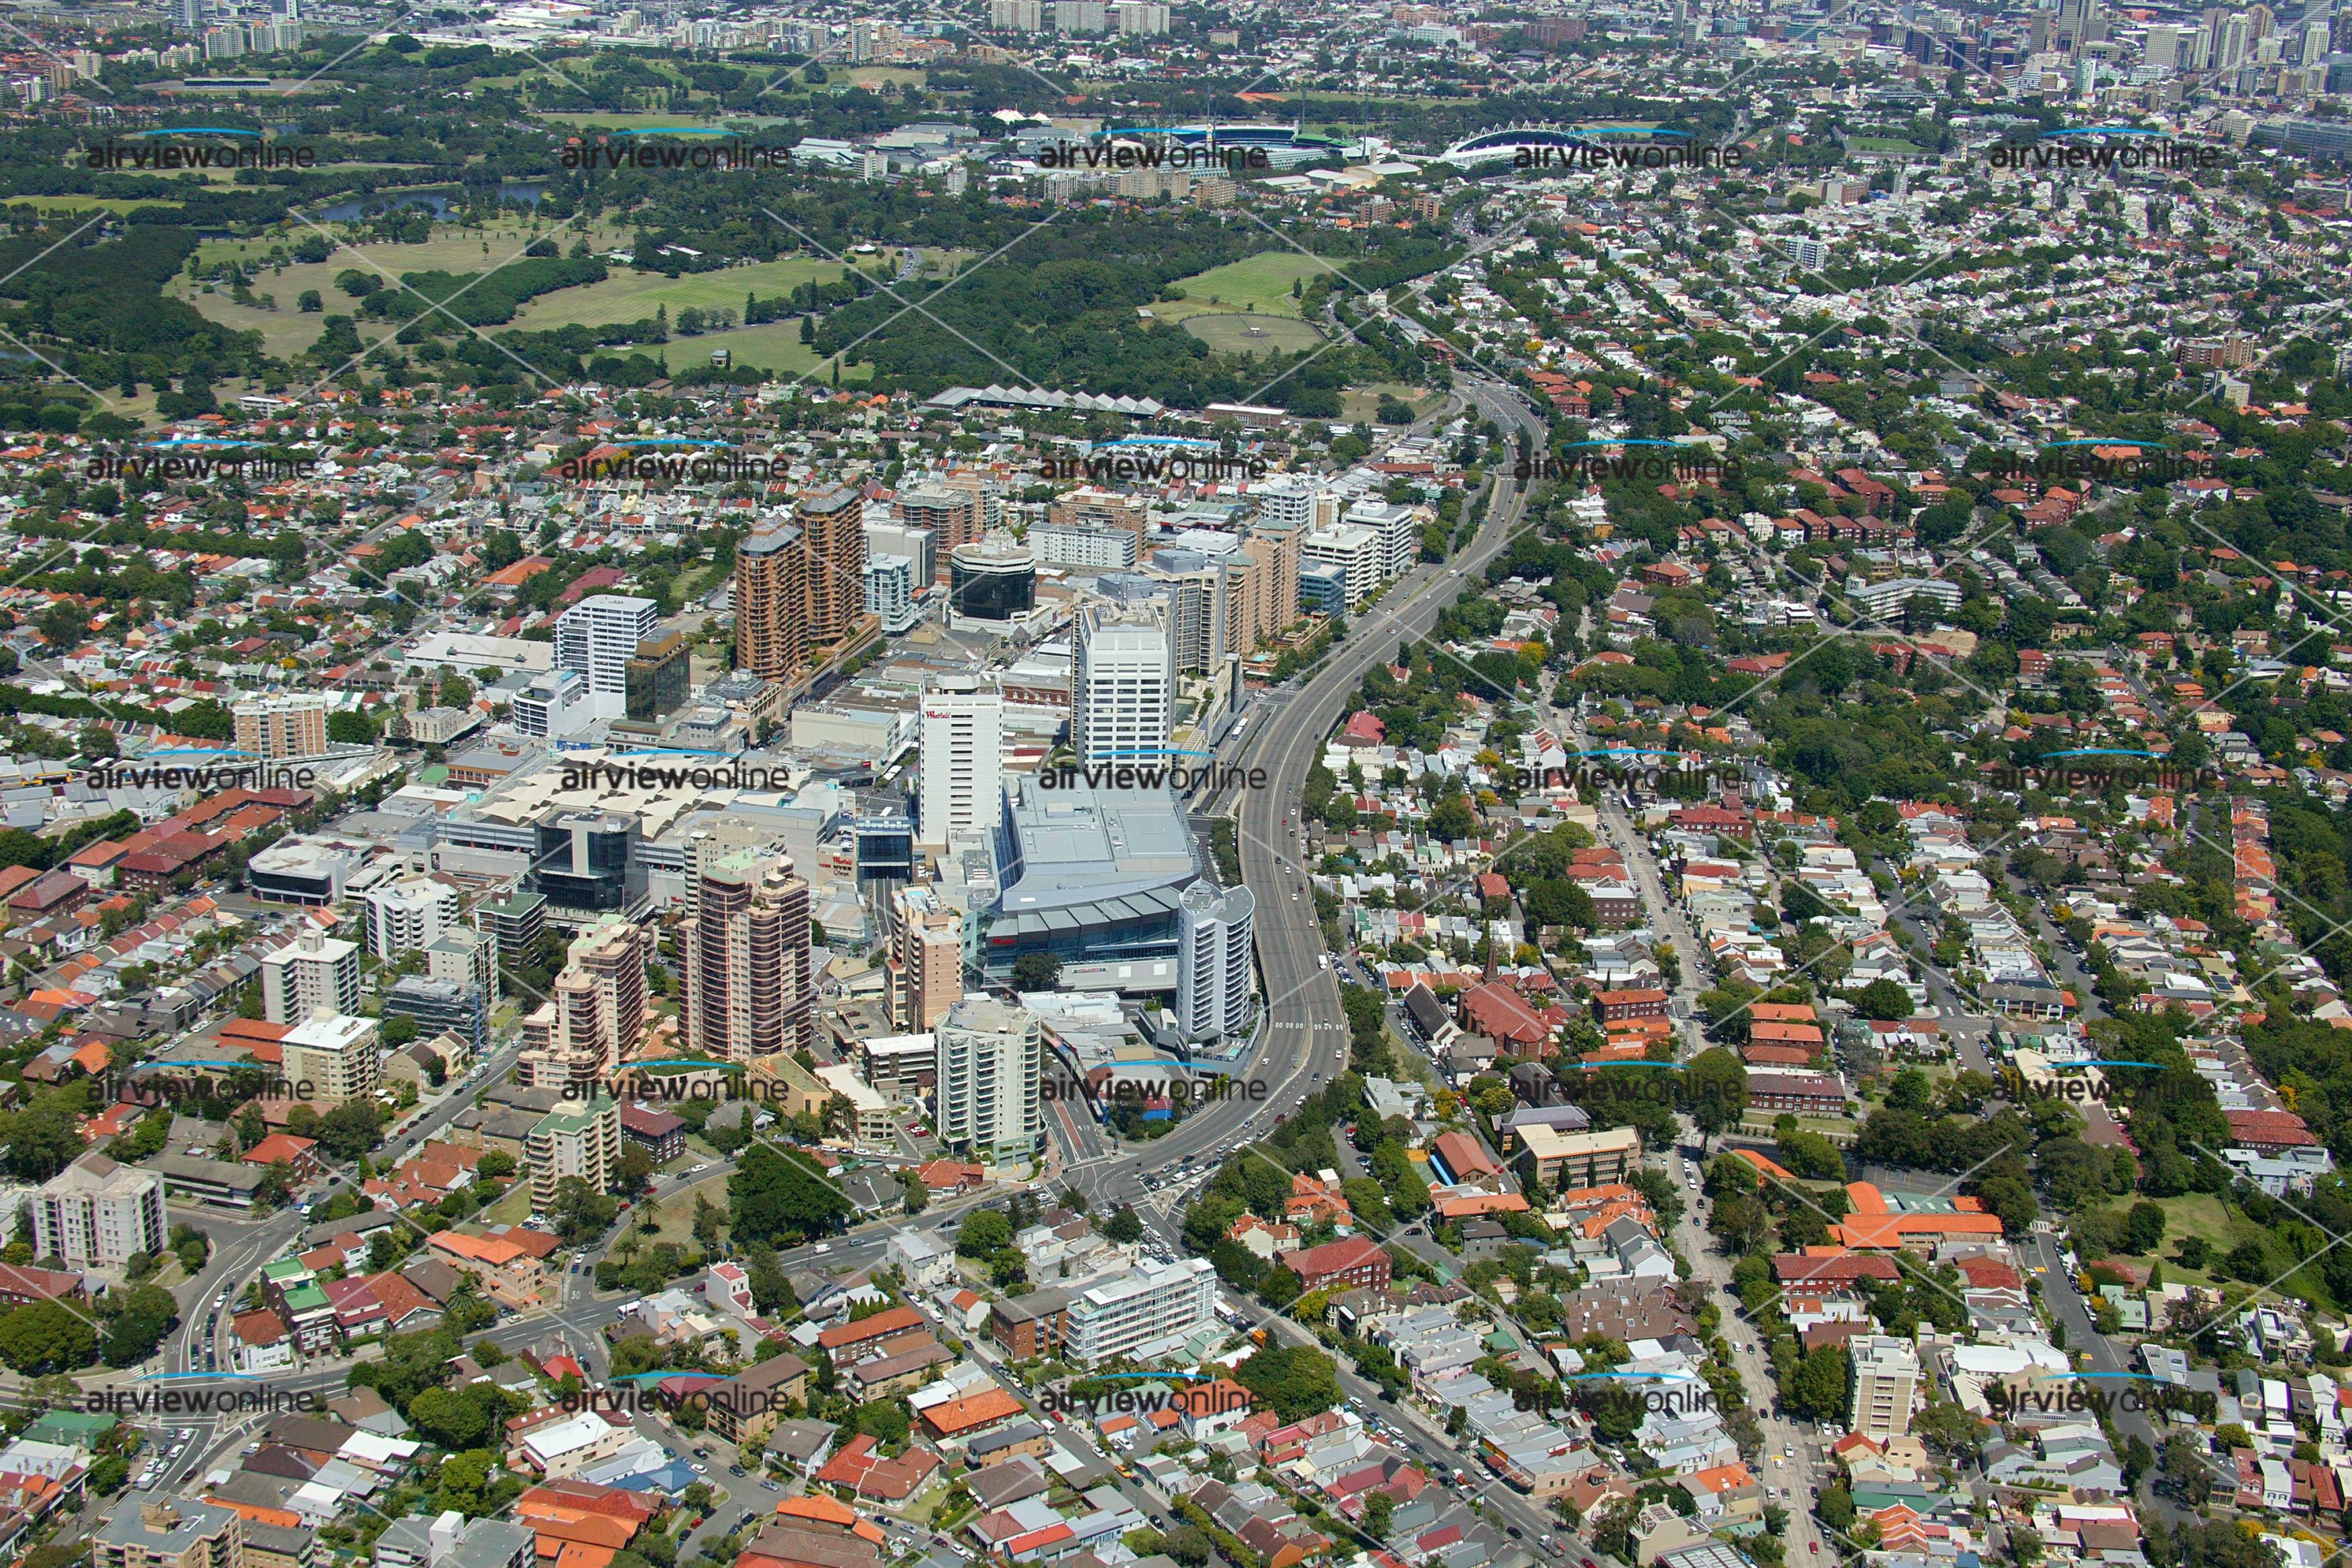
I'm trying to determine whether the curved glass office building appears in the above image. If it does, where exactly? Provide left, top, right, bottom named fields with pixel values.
left=949, top=538, right=1037, bottom=625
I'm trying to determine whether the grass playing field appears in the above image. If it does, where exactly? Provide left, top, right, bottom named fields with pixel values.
left=1149, top=250, right=1328, bottom=324
left=1180, top=313, right=1323, bottom=357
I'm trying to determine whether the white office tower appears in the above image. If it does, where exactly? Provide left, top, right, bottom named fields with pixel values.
left=935, top=996, right=1043, bottom=1164
left=260, top=929, right=361, bottom=1024
left=362, top=874, right=460, bottom=958
left=1301, top=524, right=1383, bottom=607
left=1175, top=880, right=1254, bottom=1039
left=990, top=0, right=1043, bottom=27
left=1345, top=499, right=1421, bottom=582
left=555, top=595, right=659, bottom=720
left=1252, top=477, right=1318, bottom=534
left=866, top=554, right=919, bottom=634
left=1072, top=603, right=1174, bottom=764
left=2145, top=23, right=2180, bottom=67
left=1112, top=0, right=1169, bottom=33
left=919, top=678, right=1004, bottom=849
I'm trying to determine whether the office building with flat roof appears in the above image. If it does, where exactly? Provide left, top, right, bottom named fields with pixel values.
left=798, top=484, right=867, bottom=648
left=1175, top=881, right=1253, bottom=1040
left=1072, top=603, right=1173, bottom=765
left=626, top=631, right=693, bottom=722
left=384, top=974, right=489, bottom=1054
left=362, top=875, right=460, bottom=959
left=556, top=595, right=659, bottom=719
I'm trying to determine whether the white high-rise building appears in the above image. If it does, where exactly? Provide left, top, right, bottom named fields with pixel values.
left=1251, top=478, right=1318, bottom=534
left=866, top=554, right=919, bottom=634
left=555, top=595, right=659, bottom=719
left=935, top=996, right=1043, bottom=1164
left=1300, top=524, right=1384, bottom=607
left=919, top=678, right=1004, bottom=849
left=259, top=930, right=360, bottom=1024
left=1072, top=603, right=1173, bottom=764
left=1850, top=1335, right=1921, bottom=1438
left=32, top=1152, right=164, bottom=1268
left=362, top=875, right=461, bottom=958
left=1344, top=499, right=1421, bottom=583
left=1175, top=881, right=1254, bottom=1039
left=2144, top=22, right=2181, bottom=67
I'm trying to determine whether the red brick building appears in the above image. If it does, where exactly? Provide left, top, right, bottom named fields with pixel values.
left=1594, top=988, right=1669, bottom=1025
left=1287, top=1238, right=1393, bottom=1293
